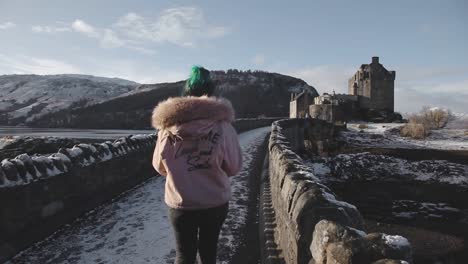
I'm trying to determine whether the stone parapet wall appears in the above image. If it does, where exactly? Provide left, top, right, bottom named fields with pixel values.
left=233, top=117, right=283, bottom=134
left=0, top=134, right=156, bottom=188
left=0, top=134, right=157, bottom=262
left=268, top=118, right=413, bottom=264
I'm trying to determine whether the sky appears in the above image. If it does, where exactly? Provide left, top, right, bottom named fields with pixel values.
left=0, top=0, right=467, bottom=113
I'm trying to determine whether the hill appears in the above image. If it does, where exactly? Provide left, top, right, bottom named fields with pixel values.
left=0, top=74, right=139, bottom=125
left=2, top=70, right=317, bottom=129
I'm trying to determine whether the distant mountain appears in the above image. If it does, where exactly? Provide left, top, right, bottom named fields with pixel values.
left=2, top=70, right=317, bottom=129
left=0, top=74, right=140, bottom=125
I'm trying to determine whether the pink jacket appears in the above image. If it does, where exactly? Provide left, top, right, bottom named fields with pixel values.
left=152, top=96, right=242, bottom=209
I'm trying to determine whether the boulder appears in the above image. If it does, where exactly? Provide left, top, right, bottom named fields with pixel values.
left=310, top=221, right=412, bottom=264
left=366, top=233, right=412, bottom=263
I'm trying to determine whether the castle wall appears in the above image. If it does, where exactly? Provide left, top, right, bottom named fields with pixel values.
left=309, top=105, right=346, bottom=123
left=289, top=100, right=297, bottom=118
left=348, top=71, right=371, bottom=98
left=369, top=79, right=394, bottom=111
left=290, top=93, right=313, bottom=118
left=348, top=78, right=354, bottom=95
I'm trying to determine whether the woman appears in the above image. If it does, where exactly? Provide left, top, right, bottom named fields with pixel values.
left=151, top=66, right=242, bottom=264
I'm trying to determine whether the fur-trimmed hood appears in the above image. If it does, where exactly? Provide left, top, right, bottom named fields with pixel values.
left=152, top=96, right=235, bottom=134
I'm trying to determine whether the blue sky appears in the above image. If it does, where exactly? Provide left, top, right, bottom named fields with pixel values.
left=0, top=0, right=467, bottom=113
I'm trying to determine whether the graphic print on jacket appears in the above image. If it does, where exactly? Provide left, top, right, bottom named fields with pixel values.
left=173, top=130, right=222, bottom=171
left=152, top=96, right=242, bottom=209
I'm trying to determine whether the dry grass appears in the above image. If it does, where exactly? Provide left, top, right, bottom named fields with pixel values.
left=400, top=123, right=428, bottom=139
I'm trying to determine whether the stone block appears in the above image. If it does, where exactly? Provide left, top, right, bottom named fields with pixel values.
left=1, top=160, right=19, bottom=182
left=326, top=242, right=354, bottom=264
left=10, top=159, right=27, bottom=183
left=311, top=220, right=365, bottom=264
left=0, top=167, right=6, bottom=185
left=32, top=157, right=47, bottom=177
left=16, top=154, right=37, bottom=179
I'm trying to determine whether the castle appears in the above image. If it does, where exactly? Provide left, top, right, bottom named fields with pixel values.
left=290, top=56, right=397, bottom=122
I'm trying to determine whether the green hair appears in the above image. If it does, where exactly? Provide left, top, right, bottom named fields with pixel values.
left=183, top=65, right=214, bottom=97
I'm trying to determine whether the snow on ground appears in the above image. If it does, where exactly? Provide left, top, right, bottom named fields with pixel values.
left=9, top=126, right=271, bottom=264
left=341, top=122, right=468, bottom=150
left=306, top=153, right=468, bottom=187
left=217, top=126, right=270, bottom=264
left=392, top=200, right=461, bottom=221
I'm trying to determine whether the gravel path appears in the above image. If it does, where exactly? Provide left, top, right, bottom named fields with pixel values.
left=8, top=127, right=271, bottom=264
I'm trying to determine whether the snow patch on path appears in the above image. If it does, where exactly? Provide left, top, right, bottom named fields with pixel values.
left=217, top=126, right=270, bottom=264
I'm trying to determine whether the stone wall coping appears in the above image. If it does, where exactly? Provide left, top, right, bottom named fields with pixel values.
left=0, top=134, right=157, bottom=188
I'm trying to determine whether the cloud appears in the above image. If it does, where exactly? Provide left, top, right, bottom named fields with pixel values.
left=395, top=79, right=468, bottom=113
left=0, top=54, right=81, bottom=75
left=0, top=53, right=185, bottom=84
left=27, top=7, right=226, bottom=54
left=72, top=19, right=99, bottom=37
left=32, top=25, right=71, bottom=33
left=0, top=22, right=15, bottom=30
left=287, top=65, right=355, bottom=93
left=114, top=8, right=228, bottom=47
left=85, top=57, right=185, bottom=84
left=287, top=64, right=468, bottom=114
left=100, top=29, right=125, bottom=48
left=252, top=54, right=265, bottom=66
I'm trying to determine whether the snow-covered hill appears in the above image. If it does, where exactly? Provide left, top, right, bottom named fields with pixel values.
left=20, top=70, right=317, bottom=129
left=0, top=74, right=140, bottom=124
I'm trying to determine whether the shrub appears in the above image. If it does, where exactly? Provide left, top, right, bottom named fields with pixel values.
left=400, top=106, right=452, bottom=139
left=415, top=106, right=452, bottom=129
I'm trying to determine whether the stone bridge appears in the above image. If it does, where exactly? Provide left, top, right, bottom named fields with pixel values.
left=0, top=118, right=413, bottom=264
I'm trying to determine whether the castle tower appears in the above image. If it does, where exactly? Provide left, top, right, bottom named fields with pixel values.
left=348, top=56, right=395, bottom=111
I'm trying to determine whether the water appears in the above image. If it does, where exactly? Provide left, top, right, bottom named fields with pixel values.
left=0, top=126, right=156, bottom=140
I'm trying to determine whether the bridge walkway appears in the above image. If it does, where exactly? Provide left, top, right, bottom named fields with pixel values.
left=9, top=127, right=271, bottom=264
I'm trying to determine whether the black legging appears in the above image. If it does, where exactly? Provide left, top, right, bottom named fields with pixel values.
left=168, top=203, right=229, bottom=264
